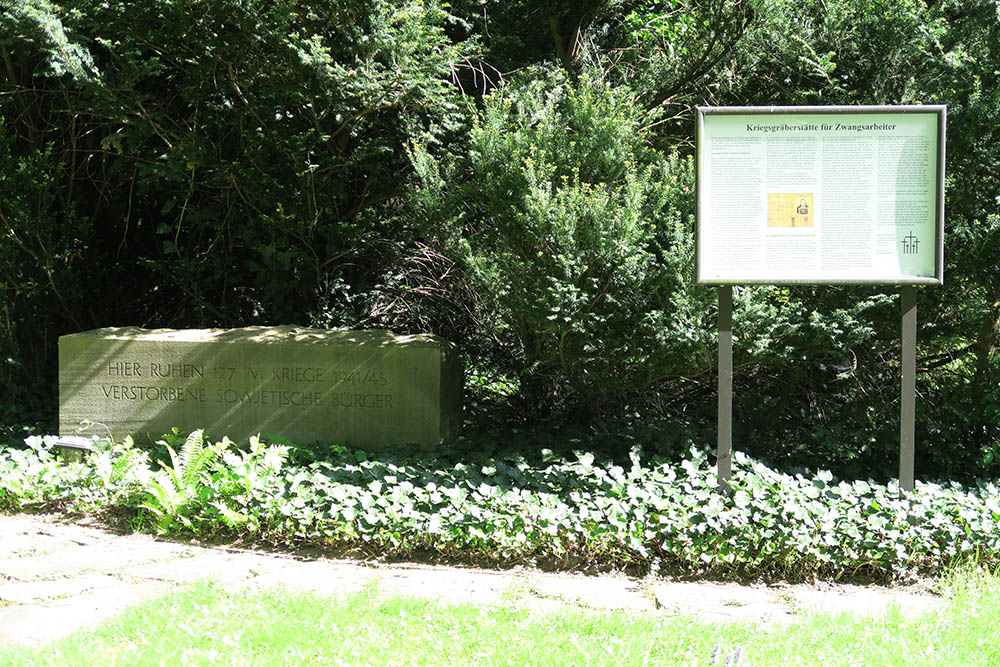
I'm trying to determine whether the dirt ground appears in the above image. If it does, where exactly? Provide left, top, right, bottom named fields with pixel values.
left=0, top=513, right=945, bottom=649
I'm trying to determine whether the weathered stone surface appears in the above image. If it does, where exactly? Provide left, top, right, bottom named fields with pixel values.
left=59, top=327, right=463, bottom=448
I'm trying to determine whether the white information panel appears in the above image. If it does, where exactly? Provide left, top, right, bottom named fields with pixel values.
left=697, top=106, right=945, bottom=284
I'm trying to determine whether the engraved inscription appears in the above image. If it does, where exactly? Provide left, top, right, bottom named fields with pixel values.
left=101, top=385, right=207, bottom=402
left=332, top=370, right=388, bottom=387
left=270, top=366, right=324, bottom=382
left=97, top=359, right=394, bottom=409
left=215, top=389, right=324, bottom=406
left=60, top=327, right=460, bottom=449
left=107, top=361, right=142, bottom=376
left=149, top=362, right=204, bottom=378
left=329, top=392, right=393, bottom=409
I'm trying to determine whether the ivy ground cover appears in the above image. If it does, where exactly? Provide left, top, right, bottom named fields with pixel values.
left=2, top=431, right=999, bottom=581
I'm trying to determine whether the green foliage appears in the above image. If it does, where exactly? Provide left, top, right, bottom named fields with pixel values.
left=720, top=0, right=943, bottom=106
left=6, top=430, right=1000, bottom=580
left=140, top=429, right=232, bottom=533
left=1, top=0, right=999, bottom=479
left=0, top=436, right=84, bottom=511
left=602, top=0, right=754, bottom=113
left=209, top=436, right=291, bottom=534
left=0, top=119, right=88, bottom=419
left=411, top=67, right=715, bottom=416
left=0, top=0, right=470, bottom=407
left=3, top=0, right=98, bottom=80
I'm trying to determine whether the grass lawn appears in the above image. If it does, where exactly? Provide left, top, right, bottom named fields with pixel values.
left=1, top=569, right=998, bottom=666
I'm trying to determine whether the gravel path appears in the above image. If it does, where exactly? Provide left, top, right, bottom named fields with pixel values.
left=0, top=513, right=944, bottom=649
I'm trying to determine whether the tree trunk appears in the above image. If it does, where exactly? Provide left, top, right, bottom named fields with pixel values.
left=546, top=0, right=608, bottom=73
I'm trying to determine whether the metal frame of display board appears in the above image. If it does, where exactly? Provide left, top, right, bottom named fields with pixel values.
left=697, top=105, right=946, bottom=494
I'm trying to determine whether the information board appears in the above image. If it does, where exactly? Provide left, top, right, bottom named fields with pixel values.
left=696, top=106, right=945, bottom=284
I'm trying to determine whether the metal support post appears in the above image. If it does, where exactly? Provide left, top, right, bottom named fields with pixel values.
left=900, top=285, right=917, bottom=493
left=718, top=285, right=733, bottom=490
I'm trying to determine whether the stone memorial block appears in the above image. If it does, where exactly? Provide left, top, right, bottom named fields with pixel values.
left=59, top=327, right=463, bottom=449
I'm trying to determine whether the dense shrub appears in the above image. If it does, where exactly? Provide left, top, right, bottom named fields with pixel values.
left=410, top=68, right=716, bottom=417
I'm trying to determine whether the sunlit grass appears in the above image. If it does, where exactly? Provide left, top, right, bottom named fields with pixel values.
left=2, top=568, right=998, bottom=666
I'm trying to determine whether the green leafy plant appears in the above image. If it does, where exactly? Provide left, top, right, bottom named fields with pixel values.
left=7, top=428, right=1000, bottom=580
left=139, top=430, right=230, bottom=534
left=208, top=435, right=291, bottom=534
left=87, top=436, right=151, bottom=505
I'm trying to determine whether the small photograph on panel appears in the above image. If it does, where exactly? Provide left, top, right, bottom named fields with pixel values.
left=767, top=193, right=814, bottom=228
